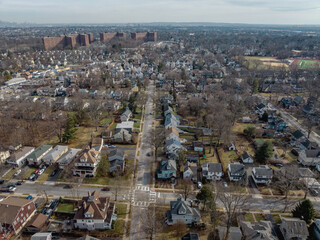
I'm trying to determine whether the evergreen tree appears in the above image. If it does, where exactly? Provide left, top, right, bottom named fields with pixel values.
left=261, top=112, right=269, bottom=122
left=255, top=141, right=273, bottom=164
left=62, top=114, right=77, bottom=143
left=4, top=70, right=12, bottom=81
left=196, top=184, right=214, bottom=210
left=252, top=78, right=259, bottom=94
left=292, top=199, right=315, bottom=224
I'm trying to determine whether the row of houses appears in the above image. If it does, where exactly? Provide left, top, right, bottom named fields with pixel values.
left=166, top=197, right=310, bottom=240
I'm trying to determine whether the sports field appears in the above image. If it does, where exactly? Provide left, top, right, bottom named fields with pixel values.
left=291, top=59, right=320, bottom=70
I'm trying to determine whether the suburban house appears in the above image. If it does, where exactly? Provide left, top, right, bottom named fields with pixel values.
left=302, top=177, right=320, bottom=190
left=241, top=152, right=254, bottom=164
left=112, top=128, right=132, bottom=143
left=186, top=153, right=199, bottom=163
left=120, top=108, right=132, bottom=122
left=298, top=148, right=320, bottom=166
left=218, top=226, right=242, bottom=240
left=74, top=191, right=117, bottom=230
left=202, top=162, right=223, bottom=181
left=227, top=142, right=236, bottom=151
left=30, top=232, right=52, bottom=240
left=57, top=148, right=81, bottom=169
left=116, top=121, right=134, bottom=133
left=42, top=145, right=68, bottom=164
left=165, top=127, right=180, bottom=141
left=183, top=162, right=197, bottom=181
left=91, top=138, right=104, bottom=152
left=291, top=130, right=307, bottom=147
left=228, top=163, right=246, bottom=181
left=255, top=103, right=267, bottom=115
left=280, top=217, right=309, bottom=240
left=240, top=221, right=278, bottom=240
left=166, top=197, right=201, bottom=226
left=0, top=197, right=36, bottom=237
left=298, top=167, right=315, bottom=179
left=182, top=233, right=200, bottom=240
left=313, top=219, right=320, bottom=240
left=157, top=160, right=177, bottom=179
left=26, top=213, right=48, bottom=232
left=252, top=165, right=273, bottom=184
left=73, top=147, right=100, bottom=177
left=26, top=145, right=52, bottom=166
left=166, top=138, right=185, bottom=159
left=108, top=148, right=125, bottom=173
left=6, top=146, right=34, bottom=167
left=0, top=148, right=10, bottom=163
left=193, top=142, right=204, bottom=152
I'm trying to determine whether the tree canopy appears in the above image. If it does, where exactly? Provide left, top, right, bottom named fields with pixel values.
left=292, top=199, right=315, bottom=224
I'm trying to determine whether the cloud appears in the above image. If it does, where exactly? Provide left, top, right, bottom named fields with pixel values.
left=225, top=0, right=320, bottom=11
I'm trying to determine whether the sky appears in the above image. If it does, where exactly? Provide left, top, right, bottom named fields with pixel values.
left=0, top=0, right=320, bottom=25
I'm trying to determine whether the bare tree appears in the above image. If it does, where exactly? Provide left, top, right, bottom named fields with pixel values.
left=274, top=164, right=300, bottom=212
left=217, top=184, right=249, bottom=240
left=152, top=127, right=165, bottom=161
left=141, top=205, right=164, bottom=240
left=173, top=221, right=187, bottom=239
left=181, top=179, right=194, bottom=201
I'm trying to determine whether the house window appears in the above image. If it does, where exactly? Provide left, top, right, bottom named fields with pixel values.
left=17, top=217, right=20, bottom=221
left=28, top=205, right=30, bottom=210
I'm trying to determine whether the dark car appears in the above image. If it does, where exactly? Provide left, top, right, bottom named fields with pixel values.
left=50, top=170, right=57, bottom=177
left=7, top=184, right=16, bottom=188
left=63, top=184, right=73, bottom=189
left=50, top=199, right=59, bottom=209
left=16, top=181, right=23, bottom=185
left=0, top=180, right=4, bottom=184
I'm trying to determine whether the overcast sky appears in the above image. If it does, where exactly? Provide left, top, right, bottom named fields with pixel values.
left=0, top=0, right=320, bottom=25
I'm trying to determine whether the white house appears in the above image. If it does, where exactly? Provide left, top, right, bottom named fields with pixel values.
left=74, top=191, right=117, bottom=230
left=241, top=152, right=254, bottom=164
left=228, top=163, right=245, bottom=181
left=6, top=146, right=35, bottom=167
left=202, top=162, right=223, bottom=181
left=252, top=165, right=273, bottom=184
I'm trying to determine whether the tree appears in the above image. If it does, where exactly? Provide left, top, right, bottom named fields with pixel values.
left=3, top=70, right=12, bottom=81
left=292, top=199, right=315, bottom=224
left=96, top=156, right=110, bottom=177
left=196, top=184, right=214, bottom=210
left=181, top=179, right=193, bottom=201
left=255, top=141, right=273, bottom=164
left=217, top=184, right=249, bottom=240
left=173, top=221, right=187, bottom=239
left=152, top=127, right=165, bottom=161
left=274, top=164, right=300, bottom=212
left=243, top=126, right=256, bottom=140
left=141, top=205, right=164, bottom=239
left=261, top=112, right=269, bottom=122
left=252, top=78, right=259, bottom=94
left=62, top=114, right=77, bottom=143
left=177, top=149, right=186, bottom=174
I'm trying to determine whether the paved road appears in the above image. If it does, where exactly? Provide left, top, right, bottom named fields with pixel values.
left=130, top=80, right=156, bottom=240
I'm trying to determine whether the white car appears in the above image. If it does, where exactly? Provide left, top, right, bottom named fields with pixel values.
left=29, top=174, right=35, bottom=180
left=8, top=186, right=16, bottom=192
left=38, top=169, right=45, bottom=175
left=14, top=169, right=21, bottom=176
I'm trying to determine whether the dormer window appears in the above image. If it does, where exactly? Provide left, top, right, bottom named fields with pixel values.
left=80, top=158, right=87, bottom=162
left=85, top=212, right=93, bottom=218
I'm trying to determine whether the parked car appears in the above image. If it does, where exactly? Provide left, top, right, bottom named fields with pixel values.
left=197, top=182, right=202, bottom=189
left=50, top=199, right=59, bottom=209
left=29, top=174, right=35, bottom=180
left=8, top=186, right=16, bottom=192
left=38, top=169, right=45, bottom=175
left=45, top=200, right=53, bottom=208
left=0, top=180, right=4, bottom=184
left=50, top=170, right=57, bottom=177
left=34, top=169, right=40, bottom=174
left=311, top=189, right=319, bottom=196
left=14, top=169, right=21, bottom=176
left=223, top=181, right=228, bottom=188
left=7, top=184, right=16, bottom=188
left=16, top=181, right=23, bottom=185
left=40, top=164, right=47, bottom=169
left=45, top=208, right=53, bottom=216
left=102, top=186, right=111, bottom=191
left=63, top=184, right=73, bottom=189
left=26, top=195, right=32, bottom=200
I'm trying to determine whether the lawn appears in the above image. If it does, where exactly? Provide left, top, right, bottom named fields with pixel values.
left=3, top=168, right=17, bottom=180
left=134, top=121, right=140, bottom=129
left=37, top=166, right=56, bottom=182
left=68, top=126, right=97, bottom=148
left=115, top=203, right=128, bottom=218
left=56, top=203, right=74, bottom=213
left=254, top=213, right=266, bottom=222
left=244, top=213, right=255, bottom=222
left=22, top=167, right=37, bottom=180
left=108, top=220, right=125, bottom=236
left=272, top=214, right=282, bottom=224
left=258, top=186, right=271, bottom=195
left=200, top=147, right=218, bottom=165
left=218, top=148, right=238, bottom=172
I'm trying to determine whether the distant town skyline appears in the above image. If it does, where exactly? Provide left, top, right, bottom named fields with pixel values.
left=0, top=0, right=320, bottom=25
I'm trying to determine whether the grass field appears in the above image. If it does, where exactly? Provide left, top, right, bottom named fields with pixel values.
left=297, top=59, right=320, bottom=70
left=243, top=56, right=289, bottom=70
left=56, top=203, right=74, bottom=213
